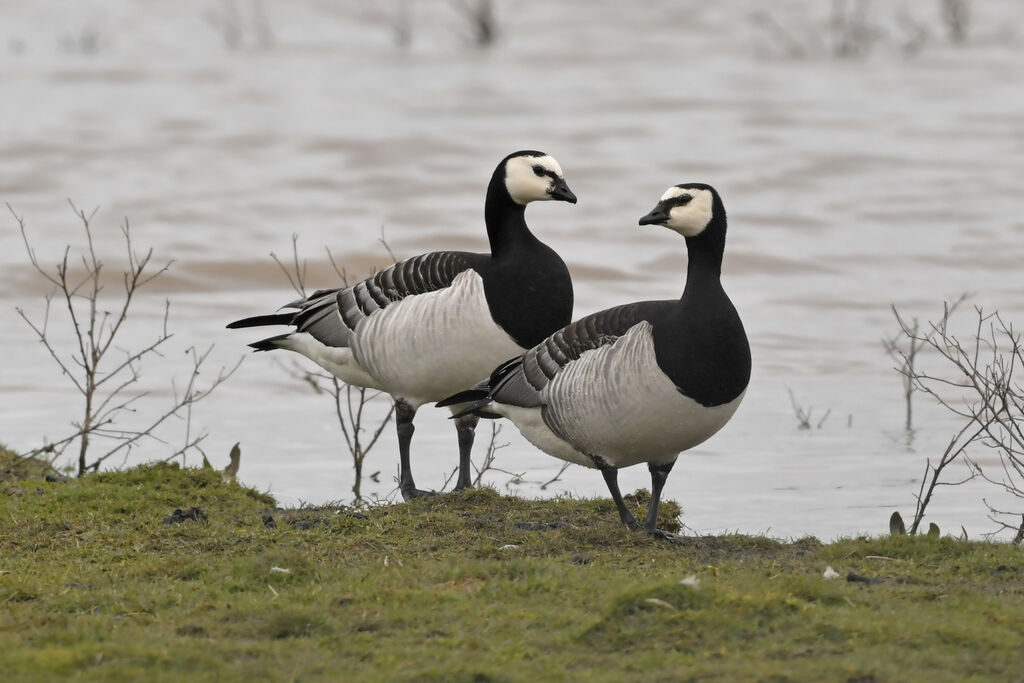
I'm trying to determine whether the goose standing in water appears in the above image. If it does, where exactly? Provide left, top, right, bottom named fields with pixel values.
left=440, top=183, right=750, bottom=537
left=229, top=151, right=577, bottom=500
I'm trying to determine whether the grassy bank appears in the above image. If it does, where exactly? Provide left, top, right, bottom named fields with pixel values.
left=1, top=449, right=1022, bottom=681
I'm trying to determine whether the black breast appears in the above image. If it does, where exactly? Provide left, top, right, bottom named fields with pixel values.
left=652, top=287, right=751, bottom=407
left=478, top=241, right=574, bottom=349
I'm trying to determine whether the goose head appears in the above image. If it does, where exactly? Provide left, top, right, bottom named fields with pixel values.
left=639, top=184, right=719, bottom=237
left=501, top=151, right=577, bottom=205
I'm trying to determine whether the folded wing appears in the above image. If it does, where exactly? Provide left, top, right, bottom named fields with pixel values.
left=442, top=301, right=673, bottom=415
left=228, top=250, right=481, bottom=349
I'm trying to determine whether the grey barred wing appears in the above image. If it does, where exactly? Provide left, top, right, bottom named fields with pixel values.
left=278, top=251, right=479, bottom=349
left=335, top=251, right=480, bottom=330
left=489, top=301, right=670, bottom=408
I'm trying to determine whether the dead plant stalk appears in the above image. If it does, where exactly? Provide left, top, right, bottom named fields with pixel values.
left=892, top=299, right=1024, bottom=539
left=270, top=234, right=396, bottom=504
left=10, top=201, right=238, bottom=477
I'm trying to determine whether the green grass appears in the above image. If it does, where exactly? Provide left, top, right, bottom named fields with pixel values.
left=1, top=446, right=1023, bottom=681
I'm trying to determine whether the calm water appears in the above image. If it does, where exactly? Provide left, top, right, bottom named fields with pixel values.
left=3, top=1, right=1024, bottom=539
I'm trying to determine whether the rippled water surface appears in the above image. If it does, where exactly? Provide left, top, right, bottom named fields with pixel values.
left=3, top=1, right=1024, bottom=539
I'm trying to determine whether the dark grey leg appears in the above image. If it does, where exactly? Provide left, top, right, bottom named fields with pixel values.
left=396, top=399, right=432, bottom=501
left=453, top=413, right=479, bottom=491
left=595, top=460, right=641, bottom=531
left=644, top=459, right=677, bottom=532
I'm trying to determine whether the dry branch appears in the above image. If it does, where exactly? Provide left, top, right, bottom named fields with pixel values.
left=10, top=202, right=238, bottom=477
left=787, top=388, right=829, bottom=431
left=891, top=299, right=1024, bottom=539
left=884, top=293, right=969, bottom=432
left=471, top=422, right=508, bottom=487
left=269, top=235, right=397, bottom=504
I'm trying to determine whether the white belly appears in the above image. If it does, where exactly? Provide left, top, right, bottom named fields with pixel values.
left=275, top=332, right=383, bottom=390
left=494, top=404, right=596, bottom=467
left=351, top=270, right=525, bottom=407
left=499, top=322, right=745, bottom=469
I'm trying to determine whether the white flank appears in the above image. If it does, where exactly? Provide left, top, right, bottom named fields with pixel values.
left=493, top=403, right=595, bottom=467
left=541, top=322, right=743, bottom=468
left=351, top=270, right=524, bottom=407
left=274, top=332, right=382, bottom=390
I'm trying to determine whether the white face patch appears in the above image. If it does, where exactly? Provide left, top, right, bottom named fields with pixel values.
left=659, top=186, right=714, bottom=237
left=504, top=154, right=564, bottom=205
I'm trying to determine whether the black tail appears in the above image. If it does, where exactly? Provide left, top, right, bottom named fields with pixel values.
left=248, top=333, right=292, bottom=352
left=436, top=387, right=489, bottom=408
left=227, top=313, right=294, bottom=330
left=450, top=398, right=500, bottom=420
left=437, top=387, right=498, bottom=419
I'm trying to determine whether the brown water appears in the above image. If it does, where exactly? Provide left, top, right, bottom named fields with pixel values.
left=3, top=1, right=1024, bottom=538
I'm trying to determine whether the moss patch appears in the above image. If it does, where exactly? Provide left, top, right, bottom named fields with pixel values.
left=1, top=460, right=1022, bottom=680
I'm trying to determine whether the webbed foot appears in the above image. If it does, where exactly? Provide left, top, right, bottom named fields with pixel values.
left=638, top=526, right=685, bottom=545
left=400, top=487, right=438, bottom=501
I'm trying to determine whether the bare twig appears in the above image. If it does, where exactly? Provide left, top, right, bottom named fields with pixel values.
left=204, top=0, right=243, bottom=49
left=908, top=417, right=987, bottom=535
left=787, top=389, right=811, bottom=430
left=540, top=461, right=572, bottom=491
left=269, top=234, right=308, bottom=298
left=884, top=293, right=969, bottom=432
left=324, top=246, right=350, bottom=286
left=10, top=203, right=238, bottom=477
left=751, top=1, right=976, bottom=60
left=351, top=0, right=413, bottom=48
left=787, top=389, right=829, bottom=430
left=830, top=0, right=879, bottom=59
left=940, top=0, right=970, bottom=44
left=439, top=465, right=460, bottom=492
left=273, top=360, right=394, bottom=504
left=203, top=0, right=274, bottom=50
left=377, top=225, right=399, bottom=266
left=891, top=300, right=1024, bottom=537
left=752, top=0, right=882, bottom=60
left=269, top=235, right=397, bottom=504
left=471, top=422, right=508, bottom=487
left=450, top=0, right=497, bottom=47
left=895, top=10, right=929, bottom=56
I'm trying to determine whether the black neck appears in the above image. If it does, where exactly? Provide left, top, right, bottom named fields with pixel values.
left=653, top=205, right=749, bottom=407
left=681, top=215, right=726, bottom=297
left=484, top=168, right=536, bottom=259
left=476, top=164, right=573, bottom=348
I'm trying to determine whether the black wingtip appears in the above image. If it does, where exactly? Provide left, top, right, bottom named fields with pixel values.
left=447, top=399, right=496, bottom=420
left=436, top=388, right=490, bottom=409
left=227, top=313, right=294, bottom=330
left=248, top=333, right=291, bottom=352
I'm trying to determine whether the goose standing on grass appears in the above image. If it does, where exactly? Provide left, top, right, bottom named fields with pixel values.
left=228, top=151, right=577, bottom=500
left=440, top=183, right=750, bottom=537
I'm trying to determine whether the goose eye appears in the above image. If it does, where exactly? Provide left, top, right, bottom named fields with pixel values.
left=532, top=165, right=545, bottom=177
left=676, top=194, right=693, bottom=205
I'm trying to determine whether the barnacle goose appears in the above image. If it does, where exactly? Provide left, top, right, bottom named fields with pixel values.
left=440, top=183, right=750, bottom=537
left=228, top=151, right=577, bottom=501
